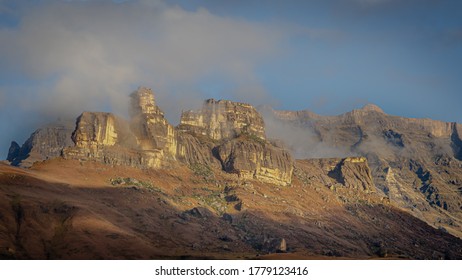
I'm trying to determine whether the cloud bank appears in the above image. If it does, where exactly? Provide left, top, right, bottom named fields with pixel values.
left=0, top=0, right=285, bottom=156
left=0, top=0, right=284, bottom=116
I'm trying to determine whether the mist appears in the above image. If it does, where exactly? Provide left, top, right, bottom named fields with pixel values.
left=0, top=0, right=285, bottom=158
left=260, top=109, right=354, bottom=159
left=1, top=0, right=461, bottom=160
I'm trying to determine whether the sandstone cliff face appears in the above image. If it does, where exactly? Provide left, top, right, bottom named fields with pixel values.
left=216, top=136, right=293, bottom=186
left=177, top=98, right=292, bottom=185
left=129, top=87, right=177, bottom=157
left=265, top=104, right=462, bottom=235
left=328, top=157, right=375, bottom=191
left=178, top=99, right=265, bottom=141
left=63, top=88, right=177, bottom=169
left=295, top=157, right=375, bottom=192
left=39, top=87, right=292, bottom=185
left=62, top=111, right=163, bottom=168
left=72, top=112, right=120, bottom=149
left=7, top=124, right=74, bottom=167
left=175, top=133, right=220, bottom=168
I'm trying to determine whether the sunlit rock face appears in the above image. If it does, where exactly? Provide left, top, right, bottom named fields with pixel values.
left=8, top=87, right=294, bottom=186
left=62, top=111, right=161, bottom=168
left=72, top=112, right=120, bottom=149
left=178, top=98, right=293, bottom=185
left=129, top=87, right=177, bottom=157
left=265, top=103, right=462, bottom=237
left=329, top=157, right=375, bottom=192
left=64, top=88, right=177, bottom=169
left=295, top=156, right=376, bottom=193
left=178, top=98, right=266, bottom=141
left=215, top=136, right=294, bottom=186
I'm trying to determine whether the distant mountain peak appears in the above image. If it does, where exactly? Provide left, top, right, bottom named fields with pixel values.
left=361, top=104, right=384, bottom=113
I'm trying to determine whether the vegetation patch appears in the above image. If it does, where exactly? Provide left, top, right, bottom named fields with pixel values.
left=189, top=163, right=216, bottom=184
left=110, top=177, right=162, bottom=193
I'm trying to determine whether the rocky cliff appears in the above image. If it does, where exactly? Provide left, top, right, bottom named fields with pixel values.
left=264, top=104, right=462, bottom=236
left=294, top=157, right=375, bottom=193
left=9, top=87, right=293, bottom=186
left=327, top=157, right=375, bottom=192
left=178, top=98, right=265, bottom=141
left=179, top=98, right=293, bottom=185
left=4, top=91, right=462, bottom=258
left=62, top=111, right=162, bottom=168
left=129, top=87, right=177, bottom=156
left=216, top=135, right=293, bottom=186
left=64, top=88, right=192, bottom=169
left=7, top=123, right=74, bottom=167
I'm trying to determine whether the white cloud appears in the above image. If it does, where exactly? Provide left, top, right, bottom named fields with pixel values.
left=0, top=0, right=284, bottom=122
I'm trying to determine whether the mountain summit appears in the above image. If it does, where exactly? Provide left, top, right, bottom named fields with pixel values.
left=8, top=87, right=294, bottom=186
left=2, top=87, right=462, bottom=259
left=264, top=104, right=462, bottom=238
left=361, top=104, right=384, bottom=113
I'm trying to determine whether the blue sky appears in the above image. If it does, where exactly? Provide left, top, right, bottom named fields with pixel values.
left=0, top=0, right=461, bottom=159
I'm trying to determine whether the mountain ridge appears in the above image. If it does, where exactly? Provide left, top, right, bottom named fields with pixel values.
left=260, top=103, right=462, bottom=239
left=3, top=87, right=462, bottom=259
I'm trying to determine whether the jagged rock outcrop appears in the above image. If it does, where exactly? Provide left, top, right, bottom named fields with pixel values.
left=264, top=103, right=462, bottom=236
left=178, top=99, right=265, bottom=141
left=7, top=124, right=74, bottom=167
left=129, top=87, right=177, bottom=156
left=329, top=157, right=375, bottom=191
left=64, top=88, right=179, bottom=169
left=295, top=157, right=375, bottom=192
left=72, top=112, right=126, bottom=148
left=6, top=141, right=20, bottom=162
left=62, top=111, right=161, bottom=168
left=10, top=87, right=293, bottom=185
left=216, top=136, right=294, bottom=186
left=176, top=133, right=220, bottom=168
left=178, top=98, right=293, bottom=185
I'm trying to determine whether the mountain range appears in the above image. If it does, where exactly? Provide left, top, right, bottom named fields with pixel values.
left=1, top=87, right=461, bottom=259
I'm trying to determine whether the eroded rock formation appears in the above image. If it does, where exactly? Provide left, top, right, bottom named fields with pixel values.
left=329, top=157, right=375, bottom=191
left=9, top=87, right=293, bottom=185
left=64, top=88, right=187, bottom=169
left=179, top=98, right=293, bottom=185
left=216, top=136, right=293, bottom=186
left=129, top=87, right=177, bottom=156
left=178, top=98, right=265, bottom=141
left=7, top=123, right=74, bottom=167
left=264, top=103, right=462, bottom=235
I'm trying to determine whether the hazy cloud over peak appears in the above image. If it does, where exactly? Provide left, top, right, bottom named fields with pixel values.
left=0, top=0, right=283, bottom=118
left=0, top=0, right=461, bottom=159
left=0, top=0, right=288, bottom=157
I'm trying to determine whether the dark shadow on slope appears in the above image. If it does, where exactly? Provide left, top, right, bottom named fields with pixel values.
left=451, top=124, right=462, bottom=161
left=1, top=171, right=462, bottom=260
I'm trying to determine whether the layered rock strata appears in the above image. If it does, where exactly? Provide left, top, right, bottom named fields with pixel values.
left=178, top=99, right=265, bottom=141
left=216, top=136, right=293, bottom=186
left=9, top=87, right=293, bottom=185
left=179, top=98, right=292, bottom=185
left=264, top=104, right=462, bottom=235
left=64, top=88, right=197, bottom=169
